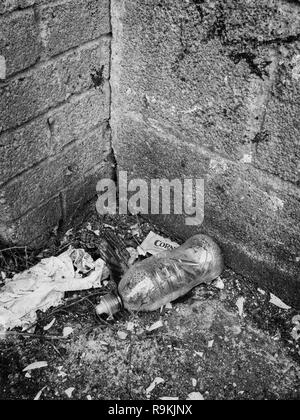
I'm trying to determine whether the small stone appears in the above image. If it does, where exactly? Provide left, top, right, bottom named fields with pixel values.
left=187, top=392, right=204, bottom=400
left=117, top=331, right=128, bottom=340
left=65, top=387, right=75, bottom=398
left=0, top=56, right=6, bottom=80
left=208, top=340, right=214, bottom=348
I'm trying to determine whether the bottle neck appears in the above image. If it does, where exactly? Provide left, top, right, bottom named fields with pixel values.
left=95, top=293, right=123, bottom=317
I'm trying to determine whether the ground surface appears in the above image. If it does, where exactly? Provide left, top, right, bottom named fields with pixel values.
left=0, top=210, right=299, bottom=400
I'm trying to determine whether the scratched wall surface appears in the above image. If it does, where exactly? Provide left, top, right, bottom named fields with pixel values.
left=111, top=0, right=300, bottom=306
left=0, top=0, right=114, bottom=246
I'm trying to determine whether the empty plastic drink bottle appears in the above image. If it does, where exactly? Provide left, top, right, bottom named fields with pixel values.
left=95, top=234, right=224, bottom=317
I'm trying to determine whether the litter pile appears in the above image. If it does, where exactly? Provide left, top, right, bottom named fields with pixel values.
left=0, top=213, right=299, bottom=400
left=0, top=220, right=193, bottom=333
left=0, top=247, right=109, bottom=331
left=0, top=214, right=297, bottom=335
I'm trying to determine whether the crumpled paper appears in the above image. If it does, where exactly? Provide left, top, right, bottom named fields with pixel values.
left=0, top=247, right=108, bottom=331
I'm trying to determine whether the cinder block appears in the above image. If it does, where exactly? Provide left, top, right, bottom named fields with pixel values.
left=0, top=39, right=109, bottom=132
left=0, top=86, right=110, bottom=184
left=111, top=0, right=300, bottom=166
left=63, top=158, right=116, bottom=221
left=253, top=97, right=300, bottom=185
left=39, top=0, right=111, bottom=57
left=0, top=9, right=42, bottom=76
left=0, top=123, right=111, bottom=222
left=0, top=0, right=35, bottom=15
left=50, top=85, right=110, bottom=151
left=0, top=0, right=112, bottom=247
left=0, top=196, right=62, bottom=246
left=0, top=117, right=51, bottom=185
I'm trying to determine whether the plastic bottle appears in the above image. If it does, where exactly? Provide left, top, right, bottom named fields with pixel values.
left=95, top=234, right=224, bottom=317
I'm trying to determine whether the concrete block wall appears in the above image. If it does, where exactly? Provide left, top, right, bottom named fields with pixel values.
left=0, top=0, right=114, bottom=245
left=111, top=0, right=300, bottom=306
left=0, top=0, right=299, bottom=306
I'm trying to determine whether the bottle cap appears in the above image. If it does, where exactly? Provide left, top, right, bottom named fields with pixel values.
left=95, top=293, right=123, bottom=317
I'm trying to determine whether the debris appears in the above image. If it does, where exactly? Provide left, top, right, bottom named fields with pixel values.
left=69, top=248, right=94, bottom=274
left=63, top=327, right=74, bottom=338
left=187, top=392, right=204, bottom=400
left=270, top=294, right=291, bottom=310
left=61, top=229, right=73, bottom=243
left=208, top=340, right=214, bottom=348
left=192, top=378, right=197, bottom=387
left=0, top=55, right=6, bottom=80
left=258, top=288, right=266, bottom=295
left=137, top=246, right=147, bottom=256
left=0, top=248, right=108, bottom=331
left=272, top=330, right=281, bottom=341
left=43, top=318, right=56, bottom=331
left=117, top=331, right=128, bottom=340
left=126, top=247, right=139, bottom=266
left=130, top=223, right=142, bottom=238
left=96, top=234, right=223, bottom=316
left=292, top=315, right=300, bottom=325
left=236, top=297, right=246, bottom=317
left=25, top=372, right=31, bottom=378
left=291, top=327, right=300, bottom=342
left=126, top=322, right=136, bottom=332
left=147, top=320, right=164, bottom=332
left=34, top=386, right=47, bottom=401
left=165, top=302, right=173, bottom=310
left=4, top=330, right=68, bottom=341
left=65, top=387, right=75, bottom=398
left=241, top=154, right=252, bottom=164
left=103, top=224, right=116, bottom=230
left=291, top=315, right=300, bottom=341
left=174, top=347, right=185, bottom=352
left=195, top=351, right=204, bottom=358
left=213, top=277, right=225, bottom=290
left=138, top=232, right=179, bottom=256
left=87, top=395, right=92, bottom=400
left=146, top=377, right=165, bottom=395
left=227, top=325, right=242, bottom=336
left=23, top=361, right=48, bottom=372
left=57, top=371, right=68, bottom=378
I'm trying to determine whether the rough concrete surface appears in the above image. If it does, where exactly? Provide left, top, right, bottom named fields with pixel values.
left=111, top=0, right=300, bottom=305
left=0, top=0, right=112, bottom=245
